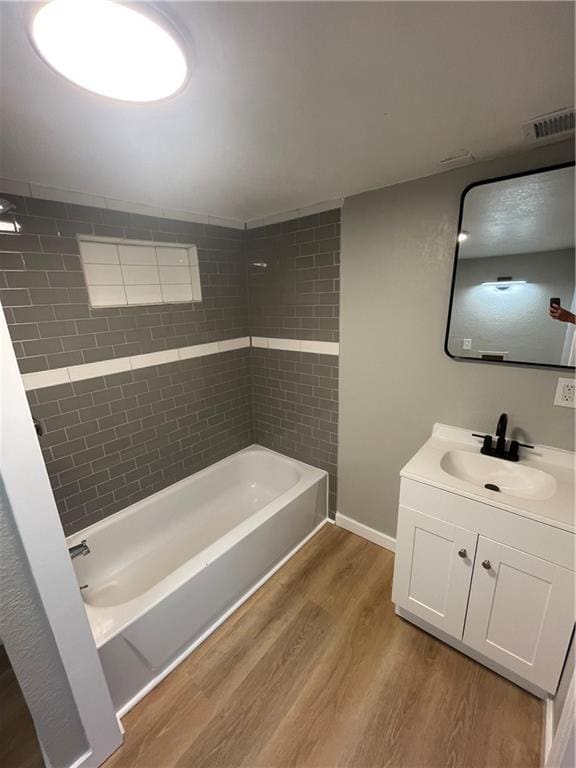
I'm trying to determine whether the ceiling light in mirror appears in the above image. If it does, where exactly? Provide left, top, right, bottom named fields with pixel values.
left=457, top=231, right=469, bottom=243
left=30, top=0, right=188, bottom=102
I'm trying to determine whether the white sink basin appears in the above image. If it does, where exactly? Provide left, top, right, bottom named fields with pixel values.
left=440, top=449, right=557, bottom=501
left=400, top=424, right=574, bottom=532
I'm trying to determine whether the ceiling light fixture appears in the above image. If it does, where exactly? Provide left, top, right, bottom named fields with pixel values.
left=457, top=231, right=469, bottom=243
left=29, top=0, right=189, bottom=102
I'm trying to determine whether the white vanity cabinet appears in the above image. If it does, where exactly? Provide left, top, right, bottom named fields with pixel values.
left=393, top=478, right=575, bottom=697
left=393, top=506, right=477, bottom=639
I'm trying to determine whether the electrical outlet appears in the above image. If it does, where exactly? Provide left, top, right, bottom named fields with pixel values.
left=462, top=338, right=472, bottom=350
left=554, top=378, right=576, bottom=408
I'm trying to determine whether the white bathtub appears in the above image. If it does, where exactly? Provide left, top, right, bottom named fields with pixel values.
left=67, top=445, right=327, bottom=715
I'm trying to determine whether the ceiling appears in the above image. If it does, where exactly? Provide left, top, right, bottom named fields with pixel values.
left=460, top=165, right=575, bottom=258
left=0, top=1, right=574, bottom=223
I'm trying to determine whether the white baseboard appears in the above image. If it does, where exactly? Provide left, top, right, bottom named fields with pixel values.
left=542, top=696, right=554, bottom=766
left=335, top=513, right=396, bottom=552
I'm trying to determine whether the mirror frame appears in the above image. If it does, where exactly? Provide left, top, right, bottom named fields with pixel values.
left=444, top=161, right=576, bottom=370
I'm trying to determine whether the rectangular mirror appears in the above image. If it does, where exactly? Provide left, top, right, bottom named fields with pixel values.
left=445, top=162, right=575, bottom=369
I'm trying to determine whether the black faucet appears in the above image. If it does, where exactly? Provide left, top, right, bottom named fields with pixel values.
left=473, top=413, right=534, bottom=462
left=495, top=413, right=508, bottom=455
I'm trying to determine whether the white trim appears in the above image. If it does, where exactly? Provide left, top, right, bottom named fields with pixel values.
left=335, top=512, right=396, bottom=552
left=0, top=177, right=245, bottom=230
left=21, top=337, right=252, bottom=391
left=245, top=198, right=343, bottom=229
left=115, top=517, right=330, bottom=718
left=542, top=697, right=554, bottom=765
left=21, top=336, right=337, bottom=391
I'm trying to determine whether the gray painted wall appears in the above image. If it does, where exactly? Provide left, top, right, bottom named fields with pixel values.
left=448, top=249, right=575, bottom=365
left=338, top=141, right=575, bottom=537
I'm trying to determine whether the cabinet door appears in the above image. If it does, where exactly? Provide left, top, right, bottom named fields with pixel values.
left=392, top=506, right=477, bottom=639
left=463, top=536, right=575, bottom=693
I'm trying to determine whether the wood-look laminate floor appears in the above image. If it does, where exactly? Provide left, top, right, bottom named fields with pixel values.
left=105, top=525, right=542, bottom=768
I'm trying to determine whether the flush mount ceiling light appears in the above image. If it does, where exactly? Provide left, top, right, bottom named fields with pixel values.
left=29, top=0, right=188, bottom=102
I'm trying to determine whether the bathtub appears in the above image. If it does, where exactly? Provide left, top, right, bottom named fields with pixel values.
left=67, top=445, right=327, bottom=715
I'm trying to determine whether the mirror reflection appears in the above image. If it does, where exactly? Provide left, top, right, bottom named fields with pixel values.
left=446, top=164, right=575, bottom=367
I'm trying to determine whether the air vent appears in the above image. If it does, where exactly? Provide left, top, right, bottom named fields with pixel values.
left=522, top=108, right=575, bottom=142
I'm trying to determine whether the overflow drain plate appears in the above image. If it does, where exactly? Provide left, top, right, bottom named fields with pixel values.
left=484, top=483, right=501, bottom=492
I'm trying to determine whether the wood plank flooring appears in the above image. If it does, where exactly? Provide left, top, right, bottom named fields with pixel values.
left=105, top=524, right=542, bottom=768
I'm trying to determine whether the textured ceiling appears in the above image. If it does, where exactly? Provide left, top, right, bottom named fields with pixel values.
left=0, top=1, right=574, bottom=222
left=460, top=166, right=575, bottom=259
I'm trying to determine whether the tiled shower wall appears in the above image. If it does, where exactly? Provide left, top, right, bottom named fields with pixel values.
left=246, top=211, right=340, bottom=513
left=0, top=195, right=340, bottom=532
left=0, top=194, right=252, bottom=533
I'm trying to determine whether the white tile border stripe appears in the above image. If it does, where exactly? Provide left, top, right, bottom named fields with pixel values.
left=22, top=338, right=249, bottom=391
left=20, top=336, right=338, bottom=391
left=20, top=368, right=71, bottom=390
left=258, top=337, right=339, bottom=356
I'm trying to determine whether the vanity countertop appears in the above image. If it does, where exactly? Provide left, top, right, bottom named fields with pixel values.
left=401, top=424, right=575, bottom=533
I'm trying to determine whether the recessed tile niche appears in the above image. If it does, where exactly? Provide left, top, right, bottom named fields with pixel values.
left=78, top=236, right=202, bottom=307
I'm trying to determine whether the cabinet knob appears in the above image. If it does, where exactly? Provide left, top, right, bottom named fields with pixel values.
left=482, top=560, right=492, bottom=570
left=458, top=548, right=467, bottom=558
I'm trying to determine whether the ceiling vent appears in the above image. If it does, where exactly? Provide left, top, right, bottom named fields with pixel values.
left=522, top=108, right=575, bottom=142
